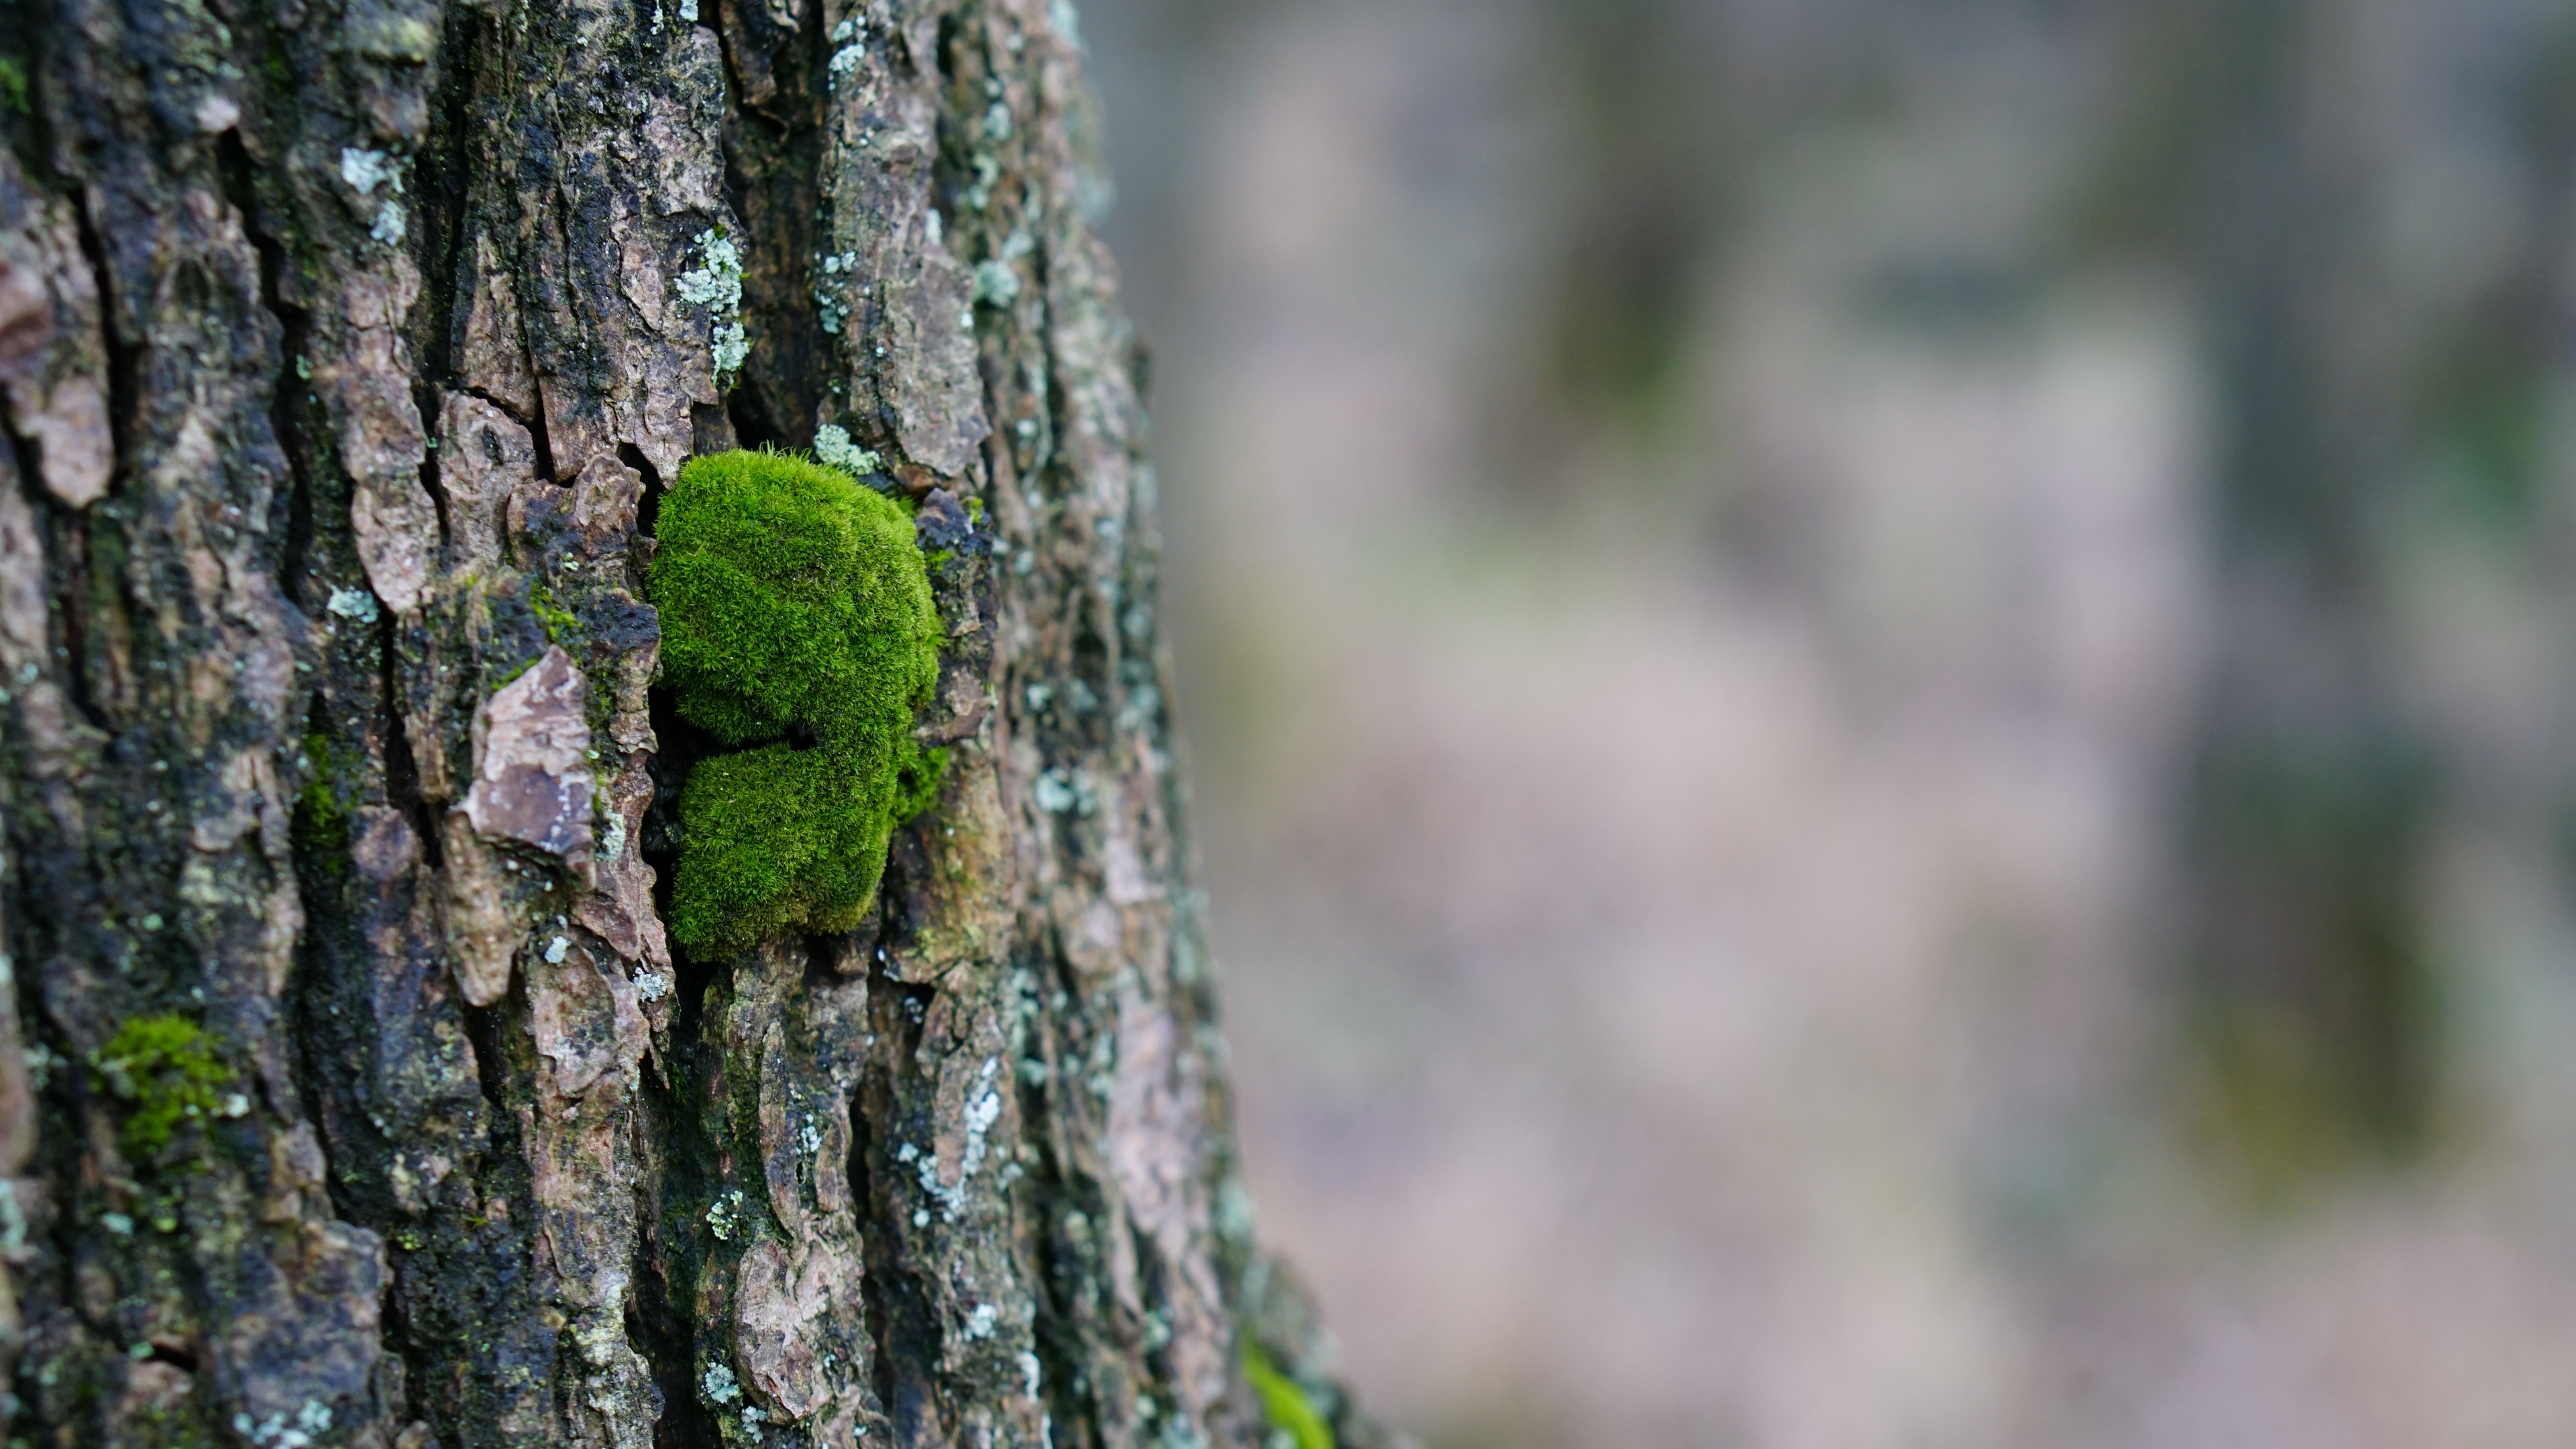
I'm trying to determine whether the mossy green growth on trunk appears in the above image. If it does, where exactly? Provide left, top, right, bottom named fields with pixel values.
left=648, top=449, right=945, bottom=953
left=91, top=1014, right=235, bottom=1161
left=1244, top=1345, right=1336, bottom=1449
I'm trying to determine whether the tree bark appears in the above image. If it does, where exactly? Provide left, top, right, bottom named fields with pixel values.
left=0, top=2, right=1363, bottom=1446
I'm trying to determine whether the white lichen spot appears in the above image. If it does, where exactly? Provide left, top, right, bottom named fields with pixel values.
left=962, top=154, right=1001, bottom=212
left=634, top=969, right=672, bottom=1003
left=339, top=147, right=397, bottom=195
left=339, top=148, right=409, bottom=247
left=971, top=259, right=1022, bottom=314
left=598, top=810, right=628, bottom=864
left=221, top=1092, right=251, bottom=1118
left=981, top=102, right=1013, bottom=142
left=812, top=423, right=881, bottom=476
left=1118, top=680, right=1163, bottom=733
left=1019, top=1350, right=1044, bottom=1397
left=904, top=1077, right=1007, bottom=1224
left=1033, top=768, right=1093, bottom=816
left=705, top=1189, right=746, bottom=1241
left=101, top=1212, right=133, bottom=1237
left=327, top=586, right=380, bottom=623
left=543, top=935, right=569, bottom=964
left=708, top=317, right=747, bottom=379
left=962, top=1303, right=998, bottom=1340
left=675, top=228, right=748, bottom=384
left=813, top=251, right=861, bottom=335
left=1032, top=770, right=1075, bottom=813
left=678, top=0, right=696, bottom=18
left=702, top=1360, right=743, bottom=1405
left=230, top=1400, right=333, bottom=1449
left=1050, top=0, right=1083, bottom=51
left=826, top=10, right=867, bottom=75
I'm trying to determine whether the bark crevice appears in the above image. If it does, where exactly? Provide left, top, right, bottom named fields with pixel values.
left=215, top=129, right=317, bottom=606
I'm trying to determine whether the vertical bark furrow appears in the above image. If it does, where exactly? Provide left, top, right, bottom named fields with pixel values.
left=211, top=130, right=321, bottom=610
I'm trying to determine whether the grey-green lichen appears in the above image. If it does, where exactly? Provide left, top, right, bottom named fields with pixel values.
left=810, top=423, right=880, bottom=476
left=338, top=146, right=409, bottom=245
left=647, top=449, right=943, bottom=953
left=676, top=227, right=749, bottom=384
left=815, top=250, right=861, bottom=336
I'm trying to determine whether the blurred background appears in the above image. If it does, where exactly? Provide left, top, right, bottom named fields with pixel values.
left=1074, top=0, right=2576, bottom=1443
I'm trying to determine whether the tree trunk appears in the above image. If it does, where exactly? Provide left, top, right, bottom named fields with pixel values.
left=0, top=2, right=1362, bottom=1446
left=2171, top=0, right=2436, bottom=1179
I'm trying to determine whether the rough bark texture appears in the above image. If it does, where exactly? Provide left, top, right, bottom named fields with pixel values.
left=0, top=2, right=1374, bottom=1445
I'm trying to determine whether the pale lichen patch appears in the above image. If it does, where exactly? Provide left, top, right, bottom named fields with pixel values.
left=674, top=227, right=747, bottom=384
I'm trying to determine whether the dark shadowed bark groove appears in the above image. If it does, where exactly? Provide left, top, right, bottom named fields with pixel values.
left=0, top=0, right=1389, bottom=1446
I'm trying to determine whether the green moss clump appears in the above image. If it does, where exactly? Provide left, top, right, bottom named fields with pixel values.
left=1244, top=1346, right=1335, bottom=1449
left=294, top=731, right=356, bottom=883
left=91, top=1015, right=235, bottom=1161
left=648, top=448, right=943, bottom=953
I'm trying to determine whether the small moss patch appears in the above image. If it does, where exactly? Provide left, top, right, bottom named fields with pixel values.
left=648, top=448, right=943, bottom=953
left=1244, top=1345, right=1335, bottom=1449
left=528, top=579, right=580, bottom=645
left=92, top=1015, right=235, bottom=1161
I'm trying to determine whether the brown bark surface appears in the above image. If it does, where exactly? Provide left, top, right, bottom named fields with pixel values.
left=0, top=1, right=1368, bottom=1444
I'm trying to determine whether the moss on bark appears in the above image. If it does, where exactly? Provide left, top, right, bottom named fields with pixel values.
left=650, top=449, right=943, bottom=952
